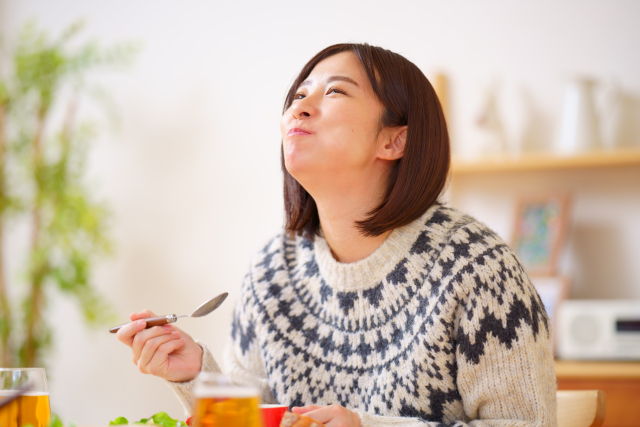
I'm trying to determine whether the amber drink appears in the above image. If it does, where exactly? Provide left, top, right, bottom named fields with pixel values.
left=192, top=373, right=261, bottom=427
left=0, top=368, right=51, bottom=427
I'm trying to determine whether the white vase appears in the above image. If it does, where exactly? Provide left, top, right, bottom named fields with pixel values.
left=557, top=79, right=601, bottom=154
left=599, top=81, right=623, bottom=150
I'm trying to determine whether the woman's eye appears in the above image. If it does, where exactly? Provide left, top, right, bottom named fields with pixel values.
left=326, top=86, right=345, bottom=95
left=294, top=93, right=306, bottom=100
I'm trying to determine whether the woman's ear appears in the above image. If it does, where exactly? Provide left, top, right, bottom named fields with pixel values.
left=378, top=126, right=407, bottom=161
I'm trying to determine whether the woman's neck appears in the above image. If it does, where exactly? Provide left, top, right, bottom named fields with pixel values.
left=315, top=186, right=391, bottom=264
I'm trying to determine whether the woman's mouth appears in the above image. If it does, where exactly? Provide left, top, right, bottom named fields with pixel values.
left=287, top=127, right=312, bottom=136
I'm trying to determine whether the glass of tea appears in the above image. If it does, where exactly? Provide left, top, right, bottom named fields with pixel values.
left=192, top=372, right=261, bottom=427
left=0, top=368, right=51, bottom=427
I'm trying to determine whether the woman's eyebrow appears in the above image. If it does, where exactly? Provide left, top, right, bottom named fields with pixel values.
left=326, top=75, right=360, bottom=87
left=299, top=75, right=360, bottom=88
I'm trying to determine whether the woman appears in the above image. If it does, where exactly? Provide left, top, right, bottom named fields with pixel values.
left=117, top=43, right=556, bottom=427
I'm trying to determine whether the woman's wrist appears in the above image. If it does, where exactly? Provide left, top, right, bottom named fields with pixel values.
left=184, top=342, right=204, bottom=381
left=195, top=339, right=222, bottom=374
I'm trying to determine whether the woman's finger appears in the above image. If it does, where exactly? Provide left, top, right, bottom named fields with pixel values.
left=131, top=325, right=174, bottom=364
left=116, top=310, right=159, bottom=347
left=145, top=336, right=186, bottom=377
left=116, top=318, right=149, bottom=347
left=137, top=330, right=181, bottom=373
left=301, top=407, right=333, bottom=425
left=130, top=309, right=157, bottom=321
left=302, top=405, right=359, bottom=427
left=291, top=405, right=322, bottom=415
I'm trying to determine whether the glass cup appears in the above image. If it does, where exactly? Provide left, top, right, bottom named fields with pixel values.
left=192, top=372, right=261, bottom=427
left=0, top=368, right=51, bottom=427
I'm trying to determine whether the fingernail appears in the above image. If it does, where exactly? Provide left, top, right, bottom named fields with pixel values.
left=163, top=325, right=172, bottom=332
left=137, top=320, right=146, bottom=327
left=172, top=331, right=180, bottom=337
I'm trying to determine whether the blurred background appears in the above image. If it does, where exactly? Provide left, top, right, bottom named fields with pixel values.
left=1, top=0, right=639, bottom=425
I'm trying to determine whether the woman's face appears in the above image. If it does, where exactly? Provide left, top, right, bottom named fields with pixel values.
left=280, top=52, right=387, bottom=194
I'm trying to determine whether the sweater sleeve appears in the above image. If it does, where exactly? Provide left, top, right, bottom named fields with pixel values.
left=164, top=340, right=221, bottom=415
left=450, top=245, right=557, bottom=426
left=354, top=245, right=557, bottom=427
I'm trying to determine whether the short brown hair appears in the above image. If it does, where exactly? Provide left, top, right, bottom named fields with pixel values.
left=282, top=43, right=450, bottom=240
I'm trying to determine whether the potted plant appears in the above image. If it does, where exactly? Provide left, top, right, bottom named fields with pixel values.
left=0, top=21, right=136, bottom=367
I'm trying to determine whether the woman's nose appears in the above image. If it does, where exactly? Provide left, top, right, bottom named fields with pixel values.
left=290, top=96, right=317, bottom=119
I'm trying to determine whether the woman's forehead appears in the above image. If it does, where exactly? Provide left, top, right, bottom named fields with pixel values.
left=304, top=51, right=369, bottom=88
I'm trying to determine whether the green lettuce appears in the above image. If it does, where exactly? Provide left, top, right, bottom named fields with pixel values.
left=109, top=412, right=186, bottom=427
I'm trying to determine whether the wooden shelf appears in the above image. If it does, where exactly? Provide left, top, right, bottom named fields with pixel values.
left=555, top=360, right=640, bottom=427
left=451, top=148, right=640, bottom=175
left=555, top=360, right=640, bottom=380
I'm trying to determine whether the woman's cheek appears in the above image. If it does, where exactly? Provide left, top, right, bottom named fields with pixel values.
left=327, top=130, right=373, bottom=169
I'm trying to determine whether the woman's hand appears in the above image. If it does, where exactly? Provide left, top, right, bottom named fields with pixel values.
left=291, top=405, right=361, bottom=427
left=116, top=309, right=203, bottom=382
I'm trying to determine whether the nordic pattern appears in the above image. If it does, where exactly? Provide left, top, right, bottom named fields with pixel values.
left=169, top=205, right=557, bottom=427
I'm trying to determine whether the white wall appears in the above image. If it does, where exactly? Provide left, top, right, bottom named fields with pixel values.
left=1, top=0, right=639, bottom=424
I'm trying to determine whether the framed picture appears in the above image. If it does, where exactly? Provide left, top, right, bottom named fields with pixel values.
left=511, top=194, right=571, bottom=277
left=531, top=276, right=569, bottom=354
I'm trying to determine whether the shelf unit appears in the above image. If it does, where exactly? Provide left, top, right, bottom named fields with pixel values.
left=451, top=148, right=640, bottom=175
left=451, top=149, right=640, bottom=425
left=555, top=360, right=640, bottom=380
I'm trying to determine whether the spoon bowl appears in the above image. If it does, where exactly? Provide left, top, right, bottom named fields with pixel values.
left=190, top=292, right=228, bottom=317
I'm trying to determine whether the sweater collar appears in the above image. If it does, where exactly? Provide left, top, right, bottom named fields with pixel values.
left=313, top=204, right=442, bottom=292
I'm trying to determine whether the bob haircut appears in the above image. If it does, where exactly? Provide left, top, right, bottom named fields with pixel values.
left=282, top=43, right=450, bottom=240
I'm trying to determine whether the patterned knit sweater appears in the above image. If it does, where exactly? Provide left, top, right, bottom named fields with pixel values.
left=167, top=204, right=557, bottom=426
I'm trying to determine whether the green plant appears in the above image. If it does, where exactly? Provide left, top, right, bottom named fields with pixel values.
left=110, top=412, right=188, bottom=427
left=0, top=21, right=137, bottom=367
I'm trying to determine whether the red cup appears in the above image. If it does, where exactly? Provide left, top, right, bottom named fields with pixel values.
left=260, top=404, right=288, bottom=427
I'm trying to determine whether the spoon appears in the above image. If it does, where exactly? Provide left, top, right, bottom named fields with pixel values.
left=109, top=292, right=228, bottom=333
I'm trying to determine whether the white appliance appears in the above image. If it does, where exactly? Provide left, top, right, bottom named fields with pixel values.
left=556, top=300, right=640, bottom=360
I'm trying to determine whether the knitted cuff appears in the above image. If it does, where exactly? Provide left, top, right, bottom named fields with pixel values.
left=164, top=340, right=221, bottom=416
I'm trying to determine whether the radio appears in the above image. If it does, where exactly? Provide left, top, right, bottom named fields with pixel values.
left=556, top=300, right=640, bottom=360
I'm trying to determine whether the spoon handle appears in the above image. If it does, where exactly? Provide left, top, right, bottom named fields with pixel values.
left=109, top=314, right=178, bottom=333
